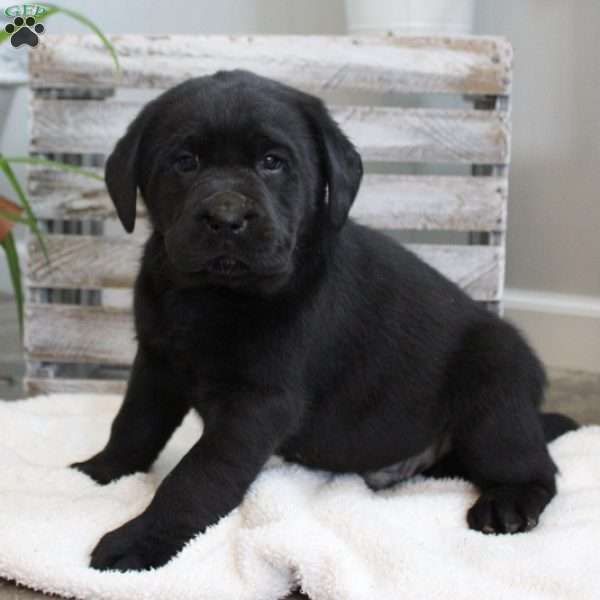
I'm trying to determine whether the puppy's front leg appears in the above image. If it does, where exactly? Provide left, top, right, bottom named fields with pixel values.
left=72, top=347, right=190, bottom=484
left=89, top=389, right=296, bottom=571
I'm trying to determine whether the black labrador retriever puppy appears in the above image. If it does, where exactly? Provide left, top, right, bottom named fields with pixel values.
left=73, top=70, right=577, bottom=572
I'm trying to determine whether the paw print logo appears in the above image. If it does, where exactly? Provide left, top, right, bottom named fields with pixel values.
left=4, top=15, right=45, bottom=48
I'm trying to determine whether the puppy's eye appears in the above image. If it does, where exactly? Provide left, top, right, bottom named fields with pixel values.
left=259, top=154, right=284, bottom=172
left=174, top=153, right=199, bottom=173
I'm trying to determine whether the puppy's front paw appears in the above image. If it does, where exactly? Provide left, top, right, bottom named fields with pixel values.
left=467, top=483, right=552, bottom=534
left=90, top=515, right=184, bottom=572
left=71, top=454, right=135, bottom=485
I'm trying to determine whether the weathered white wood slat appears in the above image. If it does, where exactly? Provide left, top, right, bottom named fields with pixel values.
left=28, top=167, right=109, bottom=217
left=354, top=175, right=507, bottom=230
left=30, top=98, right=510, bottom=164
left=413, top=244, right=503, bottom=301
left=29, top=34, right=513, bottom=95
left=27, top=234, right=141, bottom=289
left=25, top=377, right=127, bottom=396
left=28, top=168, right=507, bottom=231
left=25, top=304, right=136, bottom=365
left=27, top=237, right=503, bottom=298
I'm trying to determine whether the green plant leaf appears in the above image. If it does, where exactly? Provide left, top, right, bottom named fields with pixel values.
left=0, top=156, right=48, bottom=263
left=4, top=156, right=104, bottom=181
left=42, top=3, right=121, bottom=78
left=1, top=231, right=24, bottom=341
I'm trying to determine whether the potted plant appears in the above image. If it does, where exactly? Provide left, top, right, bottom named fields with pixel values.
left=0, top=4, right=119, bottom=338
left=345, top=0, right=475, bottom=35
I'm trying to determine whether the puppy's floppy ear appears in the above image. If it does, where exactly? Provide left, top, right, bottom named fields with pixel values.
left=304, top=98, right=363, bottom=230
left=105, top=108, right=151, bottom=233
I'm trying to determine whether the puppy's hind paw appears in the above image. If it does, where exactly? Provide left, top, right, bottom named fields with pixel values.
left=467, top=483, right=553, bottom=534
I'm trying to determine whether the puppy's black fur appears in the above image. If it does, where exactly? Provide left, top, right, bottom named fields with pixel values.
left=72, top=71, right=577, bottom=572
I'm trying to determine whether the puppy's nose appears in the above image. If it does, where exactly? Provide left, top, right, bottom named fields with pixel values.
left=196, top=193, right=255, bottom=235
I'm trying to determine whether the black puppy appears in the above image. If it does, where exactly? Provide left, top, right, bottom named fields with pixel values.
left=73, top=70, right=577, bottom=572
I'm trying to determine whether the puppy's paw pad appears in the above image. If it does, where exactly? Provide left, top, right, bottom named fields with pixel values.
left=467, top=484, right=551, bottom=534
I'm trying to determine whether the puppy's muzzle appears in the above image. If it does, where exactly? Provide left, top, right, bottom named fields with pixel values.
left=195, top=191, right=260, bottom=238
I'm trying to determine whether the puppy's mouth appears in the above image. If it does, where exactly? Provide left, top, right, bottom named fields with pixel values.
left=202, top=256, right=251, bottom=277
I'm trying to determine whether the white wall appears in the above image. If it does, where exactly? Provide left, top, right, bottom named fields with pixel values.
left=476, top=1, right=600, bottom=297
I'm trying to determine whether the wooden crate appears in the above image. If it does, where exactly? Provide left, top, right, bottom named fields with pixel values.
left=24, top=34, right=513, bottom=395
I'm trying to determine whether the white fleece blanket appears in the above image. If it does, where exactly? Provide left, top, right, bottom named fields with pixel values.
left=0, top=394, right=599, bottom=600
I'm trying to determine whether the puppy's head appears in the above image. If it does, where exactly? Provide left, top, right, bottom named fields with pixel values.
left=105, top=70, right=362, bottom=294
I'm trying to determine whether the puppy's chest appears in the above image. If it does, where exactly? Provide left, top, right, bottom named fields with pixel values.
left=158, top=315, right=252, bottom=369
left=149, top=295, right=297, bottom=375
